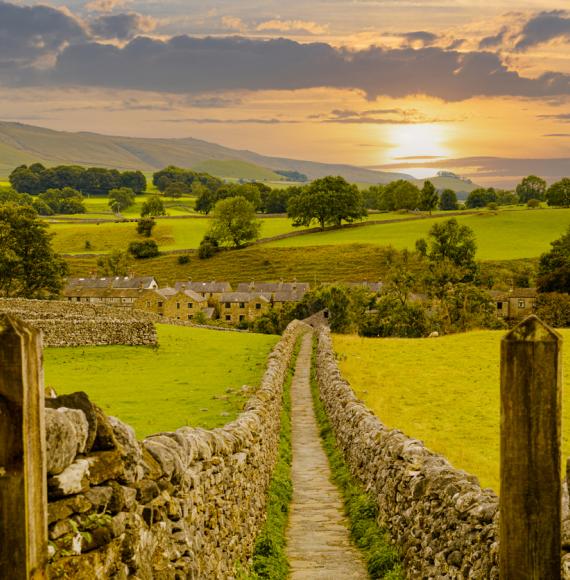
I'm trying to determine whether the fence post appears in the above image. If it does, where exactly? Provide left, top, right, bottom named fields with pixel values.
left=0, top=315, right=47, bottom=579
left=500, top=314, right=562, bottom=579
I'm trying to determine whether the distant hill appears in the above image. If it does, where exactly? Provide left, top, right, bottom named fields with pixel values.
left=411, top=172, right=480, bottom=199
left=0, top=121, right=411, bottom=184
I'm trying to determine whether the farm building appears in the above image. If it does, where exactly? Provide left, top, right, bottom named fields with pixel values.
left=63, top=276, right=159, bottom=307
left=489, top=288, right=538, bottom=320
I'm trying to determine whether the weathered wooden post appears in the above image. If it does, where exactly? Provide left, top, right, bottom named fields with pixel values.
left=500, top=315, right=562, bottom=579
left=0, top=315, right=47, bottom=579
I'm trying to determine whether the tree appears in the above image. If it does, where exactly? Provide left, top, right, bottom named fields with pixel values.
left=419, top=180, right=439, bottom=214
left=141, top=195, right=166, bottom=217
left=439, top=189, right=458, bottom=210
left=546, top=178, right=570, bottom=207
left=198, top=235, right=220, bottom=259
left=287, top=176, right=366, bottom=229
left=537, top=226, right=570, bottom=293
left=39, top=187, right=85, bottom=214
left=136, top=217, right=156, bottom=237
left=108, top=187, right=135, bottom=214
left=382, top=180, right=420, bottom=211
left=120, top=171, right=146, bottom=194
left=208, top=196, right=261, bottom=248
left=97, top=249, right=130, bottom=276
left=164, top=181, right=189, bottom=198
left=362, top=185, right=385, bottom=210
left=465, top=188, right=497, bottom=208
left=9, top=165, right=42, bottom=195
left=534, top=293, right=570, bottom=327
left=0, top=203, right=67, bottom=297
left=516, top=175, right=546, bottom=203
left=128, top=239, right=159, bottom=259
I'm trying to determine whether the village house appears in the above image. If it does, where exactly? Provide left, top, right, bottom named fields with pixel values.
left=236, top=280, right=310, bottom=297
left=174, top=281, right=232, bottom=304
left=63, top=276, right=159, bottom=307
left=218, top=292, right=271, bottom=324
left=489, top=288, right=538, bottom=320
left=133, top=288, right=214, bottom=320
left=345, top=281, right=384, bottom=294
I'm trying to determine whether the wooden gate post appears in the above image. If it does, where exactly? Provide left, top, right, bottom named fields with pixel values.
left=0, top=315, right=47, bottom=579
left=500, top=315, right=562, bottom=579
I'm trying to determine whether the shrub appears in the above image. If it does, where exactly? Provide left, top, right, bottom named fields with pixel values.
left=527, top=198, right=540, bottom=208
left=128, top=239, right=159, bottom=259
left=136, top=217, right=156, bottom=237
left=198, top=235, right=220, bottom=259
left=177, top=254, right=190, bottom=265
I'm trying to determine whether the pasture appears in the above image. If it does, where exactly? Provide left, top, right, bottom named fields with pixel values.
left=44, top=325, right=279, bottom=438
left=333, top=330, right=570, bottom=492
left=267, top=208, right=570, bottom=260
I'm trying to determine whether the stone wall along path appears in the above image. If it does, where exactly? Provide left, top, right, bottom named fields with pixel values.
left=286, top=332, right=368, bottom=579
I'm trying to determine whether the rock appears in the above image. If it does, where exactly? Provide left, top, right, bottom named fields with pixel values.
left=48, top=495, right=92, bottom=525
left=45, top=408, right=89, bottom=475
left=108, top=416, right=143, bottom=483
left=134, top=480, right=160, bottom=504
left=86, top=450, right=123, bottom=486
left=48, top=459, right=90, bottom=497
left=49, top=519, right=77, bottom=540
left=85, top=486, right=113, bottom=509
left=92, top=406, right=118, bottom=451
left=46, top=392, right=98, bottom=451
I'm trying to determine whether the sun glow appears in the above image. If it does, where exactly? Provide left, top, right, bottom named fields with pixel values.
left=386, top=123, right=453, bottom=163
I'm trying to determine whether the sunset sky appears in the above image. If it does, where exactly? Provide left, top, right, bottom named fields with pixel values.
left=2, top=0, right=570, bottom=185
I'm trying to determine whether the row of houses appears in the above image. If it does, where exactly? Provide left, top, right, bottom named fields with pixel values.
left=63, top=276, right=538, bottom=325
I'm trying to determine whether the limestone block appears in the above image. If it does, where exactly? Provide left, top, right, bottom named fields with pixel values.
left=46, top=392, right=98, bottom=451
left=45, top=408, right=89, bottom=475
left=49, top=459, right=90, bottom=497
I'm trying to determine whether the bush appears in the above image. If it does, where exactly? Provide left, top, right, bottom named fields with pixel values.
left=527, top=198, right=540, bottom=208
left=128, top=239, right=159, bottom=259
left=136, top=217, right=156, bottom=237
left=177, top=254, right=190, bottom=265
left=198, top=235, right=220, bottom=259
left=534, top=293, right=570, bottom=327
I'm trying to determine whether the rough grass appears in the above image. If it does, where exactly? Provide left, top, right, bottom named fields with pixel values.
left=247, top=338, right=300, bottom=579
left=333, top=330, right=570, bottom=492
left=310, top=340, right=403, bottom=579
left=44, top=324, right=279, bottom=438
left=267, top=208, right=570, bottom=260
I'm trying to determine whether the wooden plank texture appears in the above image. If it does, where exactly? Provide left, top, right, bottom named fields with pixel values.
left=500, top=315, right=562, bottom=580
left=0, top=315, right=47, bottom=579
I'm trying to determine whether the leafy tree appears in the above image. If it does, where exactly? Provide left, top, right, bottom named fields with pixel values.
left=39, top=187, right=85, bottom=214
left=141, top=195, right=166, bottom=217
left=534, top=293, right=570, bottom=327
left=439, top=189, right=458, bottom=210
left=419, top=180, right=438, bottom=214
left=136, top=217, right=156, bottom=237
left=418, top=218, right=477, bottom=268
left=537, top=226, right=570, bottom=293
left=208, top=196, right=261, bottom=248
left=198, top=235, right=220, bottom=259
left=288, top=176, right=366, bottom=229
left=164, top=181, right=189, bottom=198
left=120, top=171, right=146, bottom=194
left=108, top=187, right=135, bottom=213
left=0, top=203, right=67, bottom=297
left=496, top=190, right=518, bottom=206
left=382, top=180, right=420, bottom=211
left=465, top=188, right=497, bottom=208
left=527, top=198, right=541, bottom=208
left=360, top=296, right=429, bottom=338
left=516, top=175, right=546, bottom=203
left=9, top=165, right=42, bottom=195
left=362, top=185, right=385, bottom=210
left=260, top=187, right=294, bottom=213
left=97, top=249, right=130, bottom=276
left=128, top=239, right=159, bottom=259
left=546, top=178, right=570, bottom=207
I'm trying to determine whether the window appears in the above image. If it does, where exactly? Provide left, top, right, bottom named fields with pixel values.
left=188, top=314, right=193, bottom=320
left=176, top=316, right=180, bottom=320
left=239, top=302, right=245, bottom=308
left=187, top=303, right=193, bottom=309
left=239, top=315, right=245, bottom=321
left=158, top=301, right=163, bottom=308
left=176, top=302, right=180, bottom=309
left=225, top=302, right=231, bottom=308
left=497, top=302, right=503, bottom=310
left=76, top=297, right=81, bottom=302
left=225, top=315, right=231, bottom=321
left=518, top=299, right=526, bottom=308
left=68, top=297, right=72, bottom=301
left=255, top=303, right=261, bottom=310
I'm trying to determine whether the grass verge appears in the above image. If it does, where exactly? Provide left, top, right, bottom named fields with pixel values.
left=310, top=338, right=403, bottom=579
left=247, top=336, right=301, bottom=579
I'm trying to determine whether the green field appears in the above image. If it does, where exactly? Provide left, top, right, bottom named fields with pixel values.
left=267, top=208, right=570, bottom=260
left=44, top=325, right=279, bottom=438
left=333, top=330, right=570, bottom=492
left=192, top=159, right=283, bottom=181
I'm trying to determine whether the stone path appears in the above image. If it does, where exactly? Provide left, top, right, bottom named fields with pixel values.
left=286, top=332, right=368, bottom=579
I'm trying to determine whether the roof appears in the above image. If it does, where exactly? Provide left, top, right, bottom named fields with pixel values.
left=63, top=287, right=144, bottom=299
left=201, top=307, right=215, bottom=319
left=345, top=281, right=383, bottom=293
left=175, top=280, right=232, bottom=293
left=219, top=292, right=270, bottom=303
left=236, top=281, right=310, bottom=294
left=178, top=289, right=207, bottom=302
left=273, top=290, right=306, bottom=303
left=488, top=288, right=538, bottom=300
left=66, top=276, right=157, bottom=290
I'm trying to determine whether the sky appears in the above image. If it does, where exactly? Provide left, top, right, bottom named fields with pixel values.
left=2, top=0, right=570, bottom=185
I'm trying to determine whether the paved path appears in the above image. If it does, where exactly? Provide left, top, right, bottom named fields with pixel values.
left=286, top=332, right=368, bottom=579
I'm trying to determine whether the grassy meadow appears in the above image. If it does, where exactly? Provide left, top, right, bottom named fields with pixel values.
left=333, top=330, right=570, bottom=492
left=268, top=208, right=570, bottom=260
left=44, top=325, right=279, bottom=438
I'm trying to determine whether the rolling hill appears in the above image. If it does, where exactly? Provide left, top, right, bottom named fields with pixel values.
left=411, top=174, right=479, bottom=198
left=0, top=121, right=411, bottom=184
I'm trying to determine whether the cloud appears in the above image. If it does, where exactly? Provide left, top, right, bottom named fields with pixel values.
left=515, top=10, right=570, bottom=51
left=85, top=0, right=132, bottom=13
left=479, top=27, right=509, bottom=49
left=186, top=96, right=243, bottom=108
left=0, top=0, right=86, bottom=65
left=538, top=112, right=570, bottom=122
left=38, top=35, right=570, bottom=102
left=221, top=16, right=245, bottom=31
left=256, top=19, right=328, bottom=35
left=322, top=107, right=454, bottom=124
left=161, top=117, right=292, bottom=124
left=544, top=133, right=570, bottom=137
left=90, top=13, right=157, bottom=40
left=401, top=31, right=439, bottom=47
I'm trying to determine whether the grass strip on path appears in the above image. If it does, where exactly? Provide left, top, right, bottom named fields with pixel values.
left=310, top=339, right=403, bottom=580
left=245, top=336, right=302, bottom=579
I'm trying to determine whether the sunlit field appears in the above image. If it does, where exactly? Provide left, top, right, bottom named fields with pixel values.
left=333, top=330, right=570, bottom=492
left=44, top=325, right=279, bottom=438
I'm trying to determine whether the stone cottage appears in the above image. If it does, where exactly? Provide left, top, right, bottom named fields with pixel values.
left=218, top=292, right=271, bottom=324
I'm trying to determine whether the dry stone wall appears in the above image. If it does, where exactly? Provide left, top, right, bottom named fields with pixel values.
left=0, top=299, right=156, bottom=347
left=316, top=326, right=570, bottom=579
left=44, top=320, right=307, bottom=579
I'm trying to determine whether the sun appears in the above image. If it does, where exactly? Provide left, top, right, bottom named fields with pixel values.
left=385, top=123, right=452, bottom=162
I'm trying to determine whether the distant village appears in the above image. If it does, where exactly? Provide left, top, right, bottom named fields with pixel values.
left=63, top=275, right=537, bottom=325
